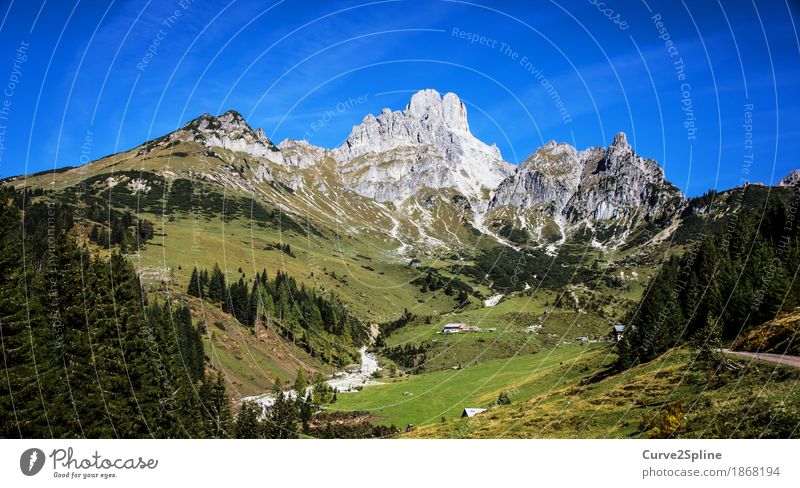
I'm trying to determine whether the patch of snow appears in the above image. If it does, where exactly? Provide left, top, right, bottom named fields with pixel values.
left=483, top=293, right=504, bottom=307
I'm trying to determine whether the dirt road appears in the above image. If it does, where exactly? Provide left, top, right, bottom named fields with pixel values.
left=722, top=349, right=800, bottom=369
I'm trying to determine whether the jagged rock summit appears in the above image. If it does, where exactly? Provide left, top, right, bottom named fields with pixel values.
left=138, top=110, right=285, bottom=166
left=334, top=89, right=512, bottom=205
left=779, top=169, right=800, bottom=187
left=489, top=131, right=684, bottom=245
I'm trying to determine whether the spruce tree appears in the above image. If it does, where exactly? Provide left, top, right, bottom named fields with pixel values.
left=234, top=401, right=263, bottom=438
left=293, top=369, right=308, bottom=400
left=187, top=266, right=201, bottom=297
left=264, top=382, right=298, bottom=439
left=199, top=269, right=209, bottom=298
left=207, top=264, right=226, bottom=305
left=200, top=373, right=231, bottom=438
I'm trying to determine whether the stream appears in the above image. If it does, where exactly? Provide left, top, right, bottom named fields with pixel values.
left=242, top=347, right=380, bottom=409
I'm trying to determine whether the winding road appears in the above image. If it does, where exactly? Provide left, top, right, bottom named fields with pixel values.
left=722, top=349, right=800, bottom=369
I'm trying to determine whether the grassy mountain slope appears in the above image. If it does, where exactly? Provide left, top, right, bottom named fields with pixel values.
left=7, top=110, right=797, bottom=428
left=404, top=346, right=800, bottom=438
left=184, top=296, right=328, bottom=398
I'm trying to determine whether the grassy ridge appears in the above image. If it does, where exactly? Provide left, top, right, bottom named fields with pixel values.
left=732, top=308, right=800, bottom=356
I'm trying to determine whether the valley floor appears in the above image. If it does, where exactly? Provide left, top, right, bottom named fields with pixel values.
left=328, top=345, right=800, bottom=439
left=331, top=344, right=607, bottom=428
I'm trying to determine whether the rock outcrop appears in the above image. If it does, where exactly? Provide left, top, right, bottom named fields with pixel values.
left=334, top=89, right=512, bottom=205
left=163, top=110, right=285, bottom=165
left=490, top=132, right=684, bottom=244
left=779, top=169, right=800, bottom=187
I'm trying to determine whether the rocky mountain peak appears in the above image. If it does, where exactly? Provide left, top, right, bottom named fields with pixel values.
left=278, top=139, right=331, bottom=168
left=334, top=89, right=511, bottom=205
left=168, top=110, right=283, bottom=164
left=529, top=140, right=579, bottom=165
left=606, top=131, right=633, bottom=162
left=406, top=88, right=440, bottom=111
left=779, top=169, right=800, bottom=187
left=217, top=109, right=246, bottom=125
left=405, top=89, right=470, bottom=132
left=490, top=134, right=684, bottom=246
left=335, top=89, right=500, bottom=161
left=183, top=110, right=258, bottom=140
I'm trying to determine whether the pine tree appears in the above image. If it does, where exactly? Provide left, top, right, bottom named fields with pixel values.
left=187, top=266, right=201, bottom=297
left=293, top=369, right=308, bottom=400
left=234, top=401, right=264, bottom=439
left=207, top=264, right=226, bottom=305
left=200, top=373, right=231, bottom=438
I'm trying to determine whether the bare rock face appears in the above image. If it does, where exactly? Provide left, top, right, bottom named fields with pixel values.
left=278, top=139, right=331, bottom=168
left=334, top=89, right=512, bottom=205
left=131, top=95, right=688, bottom=251
left=490, top=132, right=684, bottom=243
left=779, top=169, right=800, bottom=187
left=565, top=132, right=682, bottom=224
left=489, top=141, right=587, bottom=214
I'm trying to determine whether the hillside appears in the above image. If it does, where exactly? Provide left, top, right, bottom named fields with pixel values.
left=732, top=308, right=800, bottom=356
left=405, top=347, right=800, bottom=438
left=186, top=295, right=329, bottom=398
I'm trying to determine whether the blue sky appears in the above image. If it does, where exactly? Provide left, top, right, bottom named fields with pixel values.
left=0, top=0, right=798, bottom=196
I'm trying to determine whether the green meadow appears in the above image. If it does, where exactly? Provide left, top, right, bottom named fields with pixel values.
left=331, top=344, right=610, bottom=427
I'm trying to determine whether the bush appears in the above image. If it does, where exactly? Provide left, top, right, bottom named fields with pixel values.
left=497, top=391, right=512, bottom=405
left=644, top=401, right=686, bottom=438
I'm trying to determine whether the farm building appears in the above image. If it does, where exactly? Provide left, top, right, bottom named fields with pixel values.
left=442, top=323, right=482, bottom=333
left=461, top=408, right=487, bottom=418
left=611, top=324, right=626, bottom=341
left=442, top=322, right=465, bottom=333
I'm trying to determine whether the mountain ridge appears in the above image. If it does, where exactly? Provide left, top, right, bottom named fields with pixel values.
left=6, top=89, right=797, bottom=256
